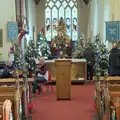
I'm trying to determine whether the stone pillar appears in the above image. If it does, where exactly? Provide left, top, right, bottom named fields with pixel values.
left=89, top=0, right=98, bottom=42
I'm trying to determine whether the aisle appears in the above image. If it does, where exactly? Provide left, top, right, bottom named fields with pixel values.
left=32, top=84, right=95, bottom=120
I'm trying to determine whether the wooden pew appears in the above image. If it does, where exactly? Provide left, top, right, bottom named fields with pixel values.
left=101, top=87, right=120, bottom=120
left=94, top=82, right=102, bottom=116
left=0, top=100, right=13, bottom=120
left=95, top=82, right=120, bottom=118
left=0, top=102, right=5, bottom=120
left=100, top=76, right=120, bottom=84
left=0, top=78, right=33, bottom=102
left=112, top=98, right=120, bottom=120
left=3, top=100, right=13, bottom=120
left=0, top=86, right=22, bottom=119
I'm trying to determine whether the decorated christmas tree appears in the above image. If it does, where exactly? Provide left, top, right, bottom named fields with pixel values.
left=93, top=34, right=108, bottom=72
left=74, top=33, right=86, bottom=58
left=36, top=32, right=51, bottom=57
left=51, top=17, right=71, bottom=48
left=51, top=18, right=72, bottom=57
left=25, top=40, right=39, bottom=72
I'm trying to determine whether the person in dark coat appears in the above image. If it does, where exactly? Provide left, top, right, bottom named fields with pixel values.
left=109, top=43, right=120, bottom=76
left=83, top=46, right=94, bottom=80
left=2, top=60, right=15, bottom=78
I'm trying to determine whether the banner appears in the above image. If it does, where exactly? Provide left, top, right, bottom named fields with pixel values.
left=7, top=22, right=18, bottom=40
left=106, top=21, right=120, bottom=42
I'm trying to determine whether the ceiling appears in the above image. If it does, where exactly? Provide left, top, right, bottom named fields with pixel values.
left=34, top=0, right=90, bottom=5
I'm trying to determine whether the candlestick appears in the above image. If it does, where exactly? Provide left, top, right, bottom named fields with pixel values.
left=60, top=51, right=62, bottom=54
left=54, top=44, right=56, bottom=47
left=66, top=44, right=68, bottom=47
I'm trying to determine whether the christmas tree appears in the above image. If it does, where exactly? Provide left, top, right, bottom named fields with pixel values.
left=51, top=17, right=71, bottom=48
left=93, top=34, right=108, bottom=72
left=25, top=40, right=39, bottom=72
left=74, top=33, right=86, bottom=58
left=36, top=33, right=51, bottom=57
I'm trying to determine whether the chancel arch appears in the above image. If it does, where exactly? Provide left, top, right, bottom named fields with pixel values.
left=45, top=0, right=79, bottom=41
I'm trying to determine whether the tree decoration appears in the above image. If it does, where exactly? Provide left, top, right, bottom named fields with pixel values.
left=73, top=32, right=86, bottom=58
left=51, top=18, right=72, bottom=56
left=51, top=17, right=71, bottom=48
left=25, top=40, right=39, bottom=72
left=36, top=32, right=51, bottom=57
left=93, top=34, right=109, bottom=71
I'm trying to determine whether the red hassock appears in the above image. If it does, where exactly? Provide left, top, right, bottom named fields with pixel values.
left=93, top=102, right=96, bottom=109
left=28, top=103, right=34, bottom=114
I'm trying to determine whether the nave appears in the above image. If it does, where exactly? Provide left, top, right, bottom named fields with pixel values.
left=32, top=84, right=95, bottom=120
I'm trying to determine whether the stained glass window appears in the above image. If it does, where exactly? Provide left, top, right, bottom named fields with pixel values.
left=45, top=0, right=78, bottom=41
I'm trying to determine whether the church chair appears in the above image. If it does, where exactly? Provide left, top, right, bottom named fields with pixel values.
left=33, top=71, right=53, bottom=95
left=45, top=72, right=53, bottom=94
left=39, top=72, right=53, bottom=94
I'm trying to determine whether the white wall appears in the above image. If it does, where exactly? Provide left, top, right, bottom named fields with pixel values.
left=0, top=0, right=16, bottom=61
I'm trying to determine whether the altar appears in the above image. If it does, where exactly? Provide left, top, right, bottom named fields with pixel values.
left=46, top=59, right=87, bottom=83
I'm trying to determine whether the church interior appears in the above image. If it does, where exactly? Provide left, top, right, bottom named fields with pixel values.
left=0, top=0, right=120, bottom=119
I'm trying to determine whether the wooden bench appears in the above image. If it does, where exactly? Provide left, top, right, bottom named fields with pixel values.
left=0, top=102, right=5, bottom=120
left=3, top=100, right=13, bottom=120
left=111, top=98, right=120, bottom=120
left=0, top=86, right=22, bottom=119
left=99, top=86, right=120, bottom=120
left=100, top=76, right=120, bottom=84
left=95, top=82, right=120, bottom=118
left=0, top=78, right=34, bottom=119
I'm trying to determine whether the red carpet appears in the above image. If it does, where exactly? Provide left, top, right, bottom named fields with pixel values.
left=32, top=84, right=95, bottom=120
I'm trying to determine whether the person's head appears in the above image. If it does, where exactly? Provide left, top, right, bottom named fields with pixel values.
left=39, top=57, right=45, bottom=65
left=7, top=60, right=13, bottom=67
left=112, top=42, right=117, bottom=48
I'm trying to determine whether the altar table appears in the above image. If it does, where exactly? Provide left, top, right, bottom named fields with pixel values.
left=46, top=59, right=87, bottom=82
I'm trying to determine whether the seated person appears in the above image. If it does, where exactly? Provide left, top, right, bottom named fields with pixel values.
left=32, top=57, right=49, bottom=95
left=2, top=60, right=15, bottom=78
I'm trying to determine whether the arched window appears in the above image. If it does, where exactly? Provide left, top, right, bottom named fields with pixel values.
left=45, top=0, right=78, bottom=41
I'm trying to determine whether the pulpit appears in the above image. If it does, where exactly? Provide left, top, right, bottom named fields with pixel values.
left=55, top=60, right=71, bottom=100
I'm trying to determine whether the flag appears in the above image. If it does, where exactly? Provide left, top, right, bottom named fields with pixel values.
left=106, top=21, right=120, bottom=42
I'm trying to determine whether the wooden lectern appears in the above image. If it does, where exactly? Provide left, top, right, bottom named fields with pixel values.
left=55, top=60, right=71, bottom=100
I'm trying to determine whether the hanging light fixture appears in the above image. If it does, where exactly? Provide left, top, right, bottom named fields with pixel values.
left=83, top=0, right=90, bottom=5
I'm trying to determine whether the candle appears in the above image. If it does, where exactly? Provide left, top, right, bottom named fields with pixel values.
left=60, top=51, right=63, bottom=54
left=54, top=44, right=56, bottom=47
